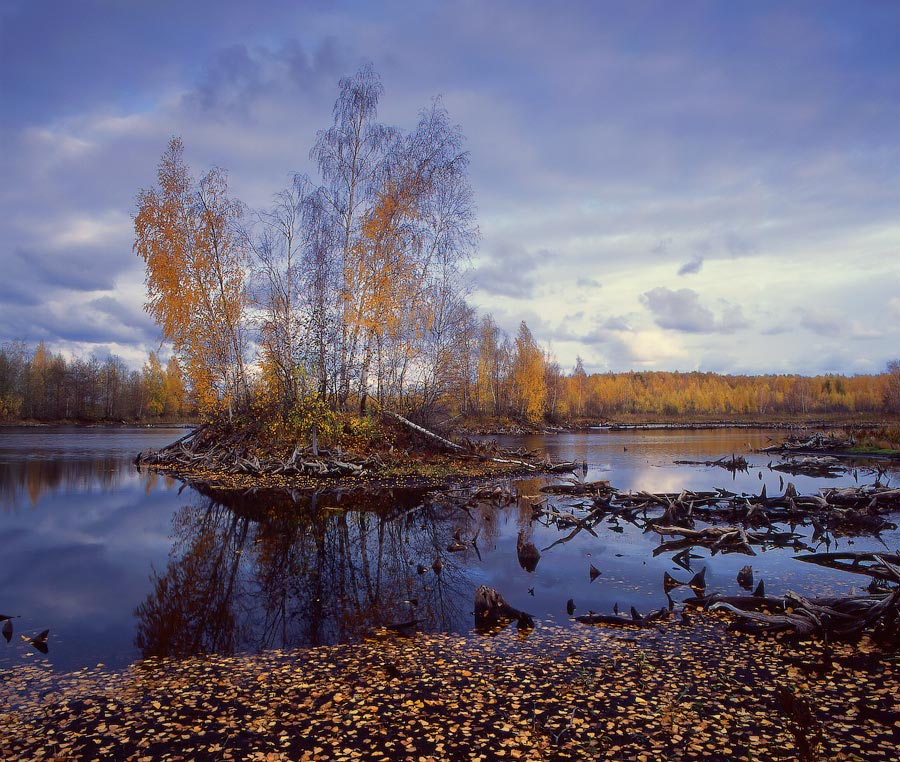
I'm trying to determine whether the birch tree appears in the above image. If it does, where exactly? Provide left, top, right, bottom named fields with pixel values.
left=311, top=64, right=394, bottom=407
left=134, top=137, right=249, bottom=419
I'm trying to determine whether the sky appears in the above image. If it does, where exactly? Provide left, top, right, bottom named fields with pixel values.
left=1, top=0, right=898, bottom=376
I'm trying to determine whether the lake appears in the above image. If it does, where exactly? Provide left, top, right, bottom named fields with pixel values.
left=2, top=425, right=898, bottom=674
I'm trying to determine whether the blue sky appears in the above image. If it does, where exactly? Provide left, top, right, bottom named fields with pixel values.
left=1, top=0, right=898, bottom=375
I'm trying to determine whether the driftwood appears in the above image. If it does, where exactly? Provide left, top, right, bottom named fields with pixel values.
left=575, top=606, right=669, bottom=629
left=384, top=411, right=545, bottom=472
left=135, top=412, right=570, bottom=482
left=540, top=479, right=611, bottom=496
left=770, top=456, right=845, bottom=477
left=135, top=424, right=382, bottom=479
left=674, top=454, right=748, bottom=472
left=691, top=553, right=900, bottom=640
left=651, top=525, right=757, bottom=556
left=710, top=589, right=900, bottom=638
left=615, top=482, right=899, bottom=538
left=793, top=551, right=900, bottom=584
left=474, top=586, right=534, bottom=631
left=382, top=411, right=473, bottom=455
left=468, top=485, right=516, bottom=505
left=759, top=432, right=855, bottom=454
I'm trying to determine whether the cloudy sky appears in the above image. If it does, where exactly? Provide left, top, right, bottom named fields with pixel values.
left=2, top=0, right=898, bottom=375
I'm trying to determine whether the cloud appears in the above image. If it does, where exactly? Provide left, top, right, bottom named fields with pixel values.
left=889, top=297, right=900, bottom=320
left=181, top=38, right=344, bottom=119
left=474, top=243, right=553, bottom=298
left=798, top=308, right=843, bottom=337
left=606, top=330, right=690, bottom=369
left=640, top=287, right=748, bottom=334
left=848, top=321, right=882, bottom=340
left=2, top=1, right=900, bottom=376
left=600, top=315, right=633, bottom=332
left=677, top=255, right=704, bottom=276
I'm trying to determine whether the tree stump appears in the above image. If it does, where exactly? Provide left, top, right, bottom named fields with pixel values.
left=474, top=585, right=534, bottom=631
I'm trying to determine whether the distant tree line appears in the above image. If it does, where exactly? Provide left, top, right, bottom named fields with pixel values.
left=450, top=317, right=899, bottom=422
left=0, top=341, right=188, bottom=422
left=1, top=333, right=897, bottom=424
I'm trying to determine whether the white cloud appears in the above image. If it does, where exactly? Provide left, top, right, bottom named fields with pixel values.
left=888, top=297, right=900, bottom=320
left=44, top=211, right=132, bottom=250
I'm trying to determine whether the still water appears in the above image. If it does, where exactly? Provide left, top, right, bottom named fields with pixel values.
left=1, top=426, right=898, bottom=673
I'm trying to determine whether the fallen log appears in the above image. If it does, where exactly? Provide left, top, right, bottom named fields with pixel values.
left=701, top=584, right=900, bottom=640
left=575, top=606, right=669, bottom=629
left=540, top=479, right=611, bottom=495
left=674, top=454, right=749, bottom=472
left=384, top=411, right=539, bottom=471
left=382, top=411, right=473, bottom=455
left=794, top=551, right=900, bottom=583
left=771, top=456, right=845, bottom=477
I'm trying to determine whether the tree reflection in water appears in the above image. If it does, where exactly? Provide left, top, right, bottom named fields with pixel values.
left=134, top=485, right=484, bottom=659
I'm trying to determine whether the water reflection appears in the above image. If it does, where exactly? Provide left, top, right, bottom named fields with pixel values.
left=0, top=426, right=185, bottom=510
left=134, top=486, right=494, bottom=659
left=0, top=457, right=131, bottom=509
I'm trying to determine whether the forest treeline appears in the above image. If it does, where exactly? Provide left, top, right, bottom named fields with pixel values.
left=0, top=341, right=187, bottom=422
left=2, top=335, right=898, bottom=424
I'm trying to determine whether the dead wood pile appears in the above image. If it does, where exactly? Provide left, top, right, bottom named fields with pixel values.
left=521, top=481, right=900, bottom=558
left=674, top=454, right=749, bottom=472
left=135, top=424, right=384, bottom=479
left=685, top=552, right=900, bottom=640
left=759, top=432, right=854, bottom=454
left=134, top=414, right=571, bottom=482
left=769, top=455, right=845, bottom=477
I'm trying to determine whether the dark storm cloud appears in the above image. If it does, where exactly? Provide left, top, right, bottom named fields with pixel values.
left=0, top=0, right=324, bottom=129
left=24, top=247, right=121, bottom=292
left=640, top=287, right=748, bottom=334
left=89, top=297, right=156, bottom=333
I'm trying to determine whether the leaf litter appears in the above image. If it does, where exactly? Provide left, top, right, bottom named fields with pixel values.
left=1, top=613, right=897, bottom=761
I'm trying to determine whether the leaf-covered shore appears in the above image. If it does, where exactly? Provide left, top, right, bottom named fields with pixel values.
left=2, top=616, right=897, bottom=761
